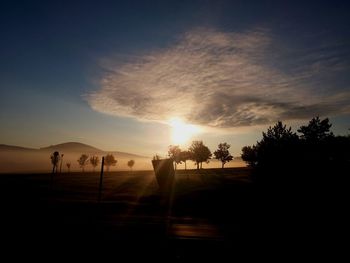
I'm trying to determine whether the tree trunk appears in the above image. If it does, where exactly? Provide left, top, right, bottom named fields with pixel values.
left=196, top=162, right=199, bottom=170
left=222, top=162, right=224, bottom=169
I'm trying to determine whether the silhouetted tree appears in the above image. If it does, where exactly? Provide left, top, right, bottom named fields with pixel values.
left=298, top=116, right=333, bottom=142
left=256, top=121, right=299, bottom=167
left=50, top=151, right=60, bottom=174
left=66, top=162, right=71, bottom=173
left=127, top=160, right=135, bottom=171
left=90, top=155, right=100, bottom=172
left=241, top=146, right=258, bottom=167
left=214, top=143, right=233, bottom=168
left=189, top=141, right=212, bottom=169
left=240, top=118, right=349, bottom=184
left=168, top=145, right=182, bottom=170
left=77, top=154, right=89, bottom=172
left=104, top=154, right=117, bottom=171
left=179, top=150, right=191, bottom=170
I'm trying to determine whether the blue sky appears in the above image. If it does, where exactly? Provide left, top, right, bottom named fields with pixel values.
left=1, top=0, right=349, bottom=156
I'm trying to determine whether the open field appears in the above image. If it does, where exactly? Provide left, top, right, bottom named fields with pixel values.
left=0, top=167, right=343, bottom=259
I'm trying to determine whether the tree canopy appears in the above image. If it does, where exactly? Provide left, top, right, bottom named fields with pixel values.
left=214, top=143, right=233, bottom=168
left=189, top=141, right=212, bottom=169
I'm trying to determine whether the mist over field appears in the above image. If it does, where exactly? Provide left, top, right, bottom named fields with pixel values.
left=0, top=142, right=246, bottom=173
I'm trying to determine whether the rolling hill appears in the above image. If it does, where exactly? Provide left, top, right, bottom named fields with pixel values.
left=0, top=142, right=150, bottom=173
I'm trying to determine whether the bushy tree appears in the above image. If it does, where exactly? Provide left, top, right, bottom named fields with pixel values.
left=256, top=121, right=299, bottom=167
left=127, top=160, right=135, bottom=171
left=214, top=143, right=234, bottom=168
left=189, top=141, right=212, bottom=169
left=168, top=145, right=182, bottom=170
left=90, top=155, right=100, bottom=172
left=241, top=117, right=350, bottom=184
left=104, top=154, right=117, bottom=171
left=241, top=146, right=258, bottom=167
left=50, top=151, right=60, bottom=174
left=298, top=117, right=333, bottom=142
left=77, top=154, right=89, bottom=172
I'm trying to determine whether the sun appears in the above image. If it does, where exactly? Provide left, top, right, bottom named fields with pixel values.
left=168, top=118, right=200, bottom=145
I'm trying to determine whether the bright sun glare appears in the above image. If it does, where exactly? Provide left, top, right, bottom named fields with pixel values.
left=169, top=118, right=200, bottom=145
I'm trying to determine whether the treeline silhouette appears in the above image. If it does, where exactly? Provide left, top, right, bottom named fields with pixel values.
left=241, top=117, right=350, bottom=185
left=165, top=141, right=234, bottom=170
left=50, top=152, right=135, bottom=173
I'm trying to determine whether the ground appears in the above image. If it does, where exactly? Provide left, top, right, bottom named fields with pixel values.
left=0, top=168, right=344, bottom=260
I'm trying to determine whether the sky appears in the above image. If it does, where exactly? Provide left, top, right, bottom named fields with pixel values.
left=1, top=0, right=349, bottom=157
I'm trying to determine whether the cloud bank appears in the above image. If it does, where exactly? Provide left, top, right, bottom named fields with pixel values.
left=87, top=28, right=350, bottom=128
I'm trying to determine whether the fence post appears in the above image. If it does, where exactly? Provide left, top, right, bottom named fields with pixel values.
left=98, top=156, right=105, bottom=202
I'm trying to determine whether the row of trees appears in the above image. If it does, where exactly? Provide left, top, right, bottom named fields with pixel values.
left=50, top=153, right=135, bottom=173
left=166, top=141, right=234, bottom=170
left=241, top=117, right=350, bottom=182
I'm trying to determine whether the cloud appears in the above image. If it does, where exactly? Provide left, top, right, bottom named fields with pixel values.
left=87, top=28, right=350, bottom=128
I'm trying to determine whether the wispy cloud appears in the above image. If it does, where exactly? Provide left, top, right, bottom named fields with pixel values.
left=87, top=28, right=350, bottom=128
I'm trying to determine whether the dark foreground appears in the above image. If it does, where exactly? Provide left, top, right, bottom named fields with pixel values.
left=0, top=168, right=346, bottom=260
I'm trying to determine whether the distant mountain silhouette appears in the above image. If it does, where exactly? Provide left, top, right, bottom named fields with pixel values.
left=1, top=142, right=147, bottom=158
left=40, top=142, right=103, bottom=153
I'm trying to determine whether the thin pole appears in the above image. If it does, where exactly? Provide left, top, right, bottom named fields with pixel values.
left=98, top=157, right=105, bottom=202
left=59, top=154, right=64, bottom=174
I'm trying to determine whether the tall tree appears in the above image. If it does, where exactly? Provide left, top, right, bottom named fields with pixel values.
left=189, top=141, right=212, bottom=169
left=168, top=145, right=182, bottom=170
left=104, top=154, right=117, bottom=172
left=298, top=116, right=333, bottom=142
left=241, top=146, right=258, bottom=167
left=77, top=154, right=89, bottom=172
left=127, top=160, right=135, bottom=171
left=90, top=155, right=100, bottom=172
left=214, top=143, right=234, bottom=168
left=50, top=151, right=60, bottom=174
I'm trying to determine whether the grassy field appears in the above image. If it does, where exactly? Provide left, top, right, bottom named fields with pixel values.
left=1, top=167, right=340, bottom=260
left=0, top=168, right=260, bottom=258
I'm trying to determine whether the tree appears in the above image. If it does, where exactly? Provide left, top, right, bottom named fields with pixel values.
left=90, top=155, right=100, bottom=172
left=104, top=154, right=117, bottom=171
left=127, top=160, right=135, bottom=171
left=50, top=151, right=60, bottom=174
left=179, top=150, right=191, bottom=170
left=77, top=154, right=89, bottom=172
left=168, top=145, right=182, bottom=170
left=189, top=141, right=212, bottom=169
left=66, top=162, right=71, bottom=173
left=257, top=121, right=298, bottom=166
left=298, top=116, right=333, bottom=142
left=241, top=146, right=258, bottom=167
left=214, top=143, right=233, bottom=168
left=241, top=121, right=298, bottom=169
